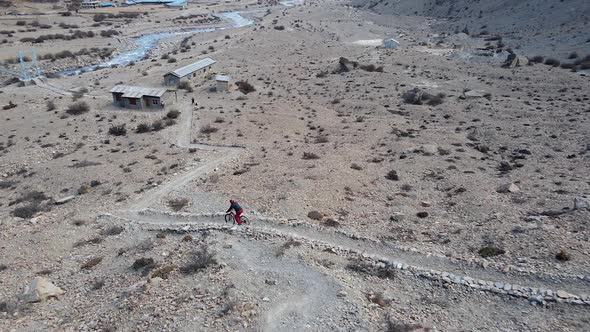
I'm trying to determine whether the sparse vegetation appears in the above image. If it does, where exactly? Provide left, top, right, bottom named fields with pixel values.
left=132, top=257, right=156, bottom=271
left=346, top=258, right=396, bottom=279
left=544, top=58, right=560, bottom=67
left=108, top=124, right=127, bottom=136
left=275, top=238, right=302, bottom=257
left=180, top=245, right=217, bottom=274
left=478, top=246, right=505, bottom=258
left=46, top=100, right=56, bottom=111
left=385, top=170, right=399, bottom=181
left=101, top=225, right=124, bottom=236
left=168, top=197, right=189, bottom=211
left=151, top=265, right=175, bottom=279
left=136, top=123, right=151, bottom=133
left=66, top=101, right=89, bottom=115
left=151, top=120, right=164, bottom=131
left=302, top=152, right=320, bottom=160
left=556, top=249, right=570, bottom=261
left=200, top=124, right=219, bottom=134
left=235, top=80, right=255, bottom=94
left=166, top=109, right=180, bottom=119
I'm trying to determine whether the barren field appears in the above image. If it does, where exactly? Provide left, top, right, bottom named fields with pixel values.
left=1, top=0, right=589, bottom=331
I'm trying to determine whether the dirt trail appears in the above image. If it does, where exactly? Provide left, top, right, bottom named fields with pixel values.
left=223, top=236, right=352, bottom=331
left=108, top=97, right=589, bottom=332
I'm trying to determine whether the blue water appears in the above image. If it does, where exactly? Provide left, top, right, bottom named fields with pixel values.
left=58, top=12, right=253, bottom=76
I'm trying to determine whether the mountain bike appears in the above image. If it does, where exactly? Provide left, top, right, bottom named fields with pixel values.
left=225, top=211, right=250, bottom=225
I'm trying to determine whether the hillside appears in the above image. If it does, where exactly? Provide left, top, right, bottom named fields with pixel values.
left=351, top=0, right=590, bottom=58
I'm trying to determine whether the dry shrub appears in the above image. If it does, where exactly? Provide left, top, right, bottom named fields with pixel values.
left=302, top=152, right=319, bottom=160
left=235, top=80, right=255, bottom=94
left=385, top=170, right=399, bottom=181
left=478, top=246, right=505, bottom=258
left=275, top=238, right=301, bottom=257
left=132, top=257, right=156, bottom=271
left=101, top=225, right=124, bottom=236
left=66, top=101, right=89, bottom=115
left=180, top=245, right=216, bottom=274
left=108, top=124, right=126, bottom=136
left=166, top=109, right=180, bottom=119
left=556, top=249, right=570, bottom=261
left=200, top=124, right=218, bottom=134
left=136, top=123, right=151, bottom=133
left=168, top=197, right=189, bottom=211
left=151, top=265, right=175, bottom=279
left=346, top=258, right=396, bottom=279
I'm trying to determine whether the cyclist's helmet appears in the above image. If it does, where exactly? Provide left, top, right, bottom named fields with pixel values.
left=229, top=199, right=235, bottom=204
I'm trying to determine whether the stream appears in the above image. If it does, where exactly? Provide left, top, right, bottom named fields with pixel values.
left=58, top=11, right=254, bottom=76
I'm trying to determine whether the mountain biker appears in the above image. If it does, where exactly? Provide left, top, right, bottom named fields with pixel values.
left=226, top=199, right=244, bottom=225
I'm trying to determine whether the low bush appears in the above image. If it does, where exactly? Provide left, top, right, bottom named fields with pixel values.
left=200, top=124, right=218, bottom=134
left=544, top=58, right=560, bottom=67
left=168, top=197, right=189, bottom=211
left=12, top=203, right=43, bottom=218
left=346, top=258, right=396, bottom=279
left=478, top=246, right=505, bottom=258
left=151, top=265, right=175, bottom=279
left=359, top=64, right=384, bottom=72
left=132, top=257, right=156, bottom=271
left=108, top=124, right=127, bottom=136
left=72, top=87, right=88, bottom=101
left=302, top=152, right=319, bottom=160
left=556, top=249, right=570, bottom=261
left=151, top=120, right=164, bottom=131
left=385, top=170, right=399, bottom=181
left=166, top=109, right=180, bottom=119
left=180, top=245, right=216, bottom=274
left=46, top=100, right=56, bottom=111
left=235, top=80, right=255, bottom=94
left=66, top=101, right=89, bottom=115
left=136, top=123, right=151, bottom=133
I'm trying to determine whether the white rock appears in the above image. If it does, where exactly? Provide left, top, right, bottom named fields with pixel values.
left=574, top=196, right=590, bottom=210
left=22, top=277, right=64, bottom=303
left=55, top=195, right=76, bottom=205
left=497, top=183, right=520, bottom=193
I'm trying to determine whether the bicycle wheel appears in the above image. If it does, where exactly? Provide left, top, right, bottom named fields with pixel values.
left=224, top=214, right=234, bottom=224
left=240, top=215, right=249, bottom=225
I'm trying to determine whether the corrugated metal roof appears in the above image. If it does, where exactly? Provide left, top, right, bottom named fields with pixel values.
left=110, top=85, right=167, bottom=98
left=168, top=58, right=216, bottom=78
left=215, top=74, right=230, bottom=82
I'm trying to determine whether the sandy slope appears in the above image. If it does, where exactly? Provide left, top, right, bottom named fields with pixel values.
left=350, top=0, right=590, bottom=57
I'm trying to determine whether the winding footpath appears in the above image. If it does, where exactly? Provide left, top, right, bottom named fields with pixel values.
left=102, top=103, right=590, bottom=311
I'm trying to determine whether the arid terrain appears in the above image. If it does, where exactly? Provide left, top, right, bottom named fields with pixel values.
left=1, top=0, right=590, bottom=331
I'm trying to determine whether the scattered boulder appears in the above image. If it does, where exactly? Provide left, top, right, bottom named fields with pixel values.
left=461, top=89, right=490, bottom=99
left=55, top=195, right=76, bottom=205
left=503, top=53, right=529, bottom=68
left=307, top=210, right=323, bottom=221
left=22, top=277, right=64, bottom=303
left=409, top=144, right=438, bottom=156
left=497, top=183, right=520, bottom=193
left=574, top=196, right=590, bottom=210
